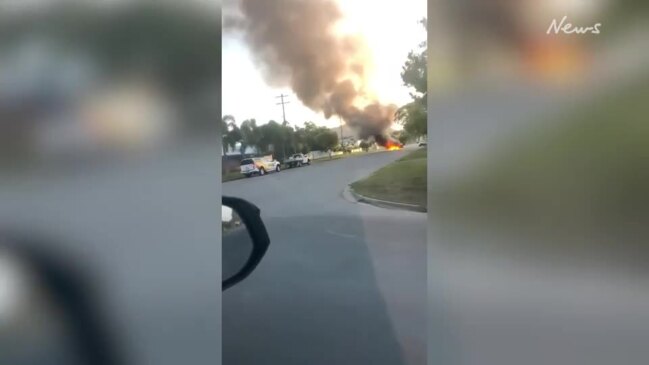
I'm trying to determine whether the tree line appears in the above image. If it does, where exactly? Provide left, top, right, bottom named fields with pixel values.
left=395, top=18, right=427, bottom=140
left=220, top=117, right=339, bottom=161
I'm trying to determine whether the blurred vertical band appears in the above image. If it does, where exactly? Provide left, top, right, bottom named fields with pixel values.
left=428, top=1, right=649, bottom=364
left=1, top=1, right=222, bottom=364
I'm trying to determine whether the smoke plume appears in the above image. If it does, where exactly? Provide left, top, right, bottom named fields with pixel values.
left=225, top=0, right=397, bottom=143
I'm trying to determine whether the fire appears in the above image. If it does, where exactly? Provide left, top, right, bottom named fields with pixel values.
left=375, top=135, right=402, bottom=151
left=385, top=140, right=402, bottom=151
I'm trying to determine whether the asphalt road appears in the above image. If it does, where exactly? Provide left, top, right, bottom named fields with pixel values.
left=222, top=147, right=426, bottom=365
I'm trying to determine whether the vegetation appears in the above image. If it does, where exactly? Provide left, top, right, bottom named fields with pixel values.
left=221, top=117, right=339, bottom=161
left=395, top=18, right=427, bottom=139
left=435, top=77, right=649, bottom=246
left=0, top=2, right=221, bottom=133
left=222, top=170, right=246, bottom=183
left=351, top=149, right=427, bottom=208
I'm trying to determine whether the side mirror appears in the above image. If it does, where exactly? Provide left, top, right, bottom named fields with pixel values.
left=222, top=197, right=270, bottom=291
left=0, top=234, right=122, bottom=365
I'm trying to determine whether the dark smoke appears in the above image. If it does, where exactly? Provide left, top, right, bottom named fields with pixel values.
left=225, top=0, right=397, bottom=143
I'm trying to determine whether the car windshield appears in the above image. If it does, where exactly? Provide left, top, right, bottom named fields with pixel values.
left=240, top=159, right=254, bottom=166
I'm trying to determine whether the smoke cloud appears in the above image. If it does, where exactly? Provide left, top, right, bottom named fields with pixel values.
left=225, top=0, right=397, bottom=142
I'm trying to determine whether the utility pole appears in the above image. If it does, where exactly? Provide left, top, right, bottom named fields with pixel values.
left=276, top=94, right=290, bottom=123
left=276, top=94, right=290, bottom=159
left=339, top=115, right=344, bottom=151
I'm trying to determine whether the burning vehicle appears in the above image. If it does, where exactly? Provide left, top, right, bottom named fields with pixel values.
left=374, top=134, right=403, bottom=151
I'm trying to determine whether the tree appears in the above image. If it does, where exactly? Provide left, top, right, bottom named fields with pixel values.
left=299, top=121, right=338, bottom=152
left=258, top=120, right=284, bottom=158
left=230, top=118, right=337, bottom=158
left=314, top=130, right=338, bottom=151
left=240, top=119, right=260, bottom=156
left=396, top=18, right=427, bottom=138
left=226, top=123, right=242, bottom=153
left=282, top=121, right=296, bottom=155
left=293, top=127, right=309, bottom=154
left=221, top=115, right=236, bottom=155
left=401, top=18, right=427, bottom=103
left=395, top=101, right=427, bottom=137
left=397, top=130, right=411, bottom=145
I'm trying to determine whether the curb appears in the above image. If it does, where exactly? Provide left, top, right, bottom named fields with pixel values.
left=345, top=185, right=427, bottom=213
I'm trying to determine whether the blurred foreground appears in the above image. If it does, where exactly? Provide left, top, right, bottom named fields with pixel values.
left=1, top=1, right=221, bottom=364
left=428, top=1, right=649, bottom=364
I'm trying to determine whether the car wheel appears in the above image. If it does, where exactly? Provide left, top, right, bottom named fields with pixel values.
left=297, top=161, right=302, bottom=167
left=276, top=165, right=281, bottom=172
left=245, top=174, right=251, bottom=178
left=259, top=168, right=265, bottom=176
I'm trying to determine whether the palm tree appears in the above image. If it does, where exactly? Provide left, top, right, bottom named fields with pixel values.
left=221, top=115, right=236, bottom=155
left=226, top=123, right=242, bottom=155
left=240, top=119, right=260, bottom=157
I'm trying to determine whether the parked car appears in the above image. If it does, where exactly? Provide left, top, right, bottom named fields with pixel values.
left=240, top=156, right=281, bottom=177
left=283, top=153, right=311, bottom=168
left=418, top=141, right=427, bottom=147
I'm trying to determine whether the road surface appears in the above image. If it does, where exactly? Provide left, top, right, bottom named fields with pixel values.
left=223, top=147, right=426, bottom=365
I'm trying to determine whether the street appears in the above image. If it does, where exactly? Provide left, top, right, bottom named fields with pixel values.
left=0, top=143, right=425, bottom=365
left=223, top=147, right=426, bottom=365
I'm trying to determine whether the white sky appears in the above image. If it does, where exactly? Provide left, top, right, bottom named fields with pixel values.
left=222, top=0, right=426, bottom=128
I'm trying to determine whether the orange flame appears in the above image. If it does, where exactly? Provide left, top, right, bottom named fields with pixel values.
left=385, top=140, right=402, bottom=151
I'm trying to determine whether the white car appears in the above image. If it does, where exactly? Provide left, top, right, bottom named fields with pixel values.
left=283, top=153, right=311, bottom=168
left=240, top=157, right=281, bottom=177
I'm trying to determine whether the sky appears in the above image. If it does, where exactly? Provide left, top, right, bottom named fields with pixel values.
left=222, top=0, right=427, bottom=129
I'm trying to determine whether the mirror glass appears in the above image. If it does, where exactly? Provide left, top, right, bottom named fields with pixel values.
left=222, top=205, right=255, bottom=283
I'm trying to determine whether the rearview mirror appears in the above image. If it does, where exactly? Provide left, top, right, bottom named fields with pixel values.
left=222, top=197, right=270, bottom=291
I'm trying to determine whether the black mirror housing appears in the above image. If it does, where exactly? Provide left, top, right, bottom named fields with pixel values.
left=222, top=197, right=270, bottom=290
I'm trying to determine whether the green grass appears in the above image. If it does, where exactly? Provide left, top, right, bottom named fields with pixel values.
left=222, top=171, right=245, bottom=182
left=435, top=76, right=649, bottom=245
left=396, top=147, right=426, bottom=161
left=311, top=154, right=348, bottom=163
left=351, top=149, right=427, bottom=207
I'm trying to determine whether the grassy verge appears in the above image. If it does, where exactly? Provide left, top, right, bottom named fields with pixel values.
left=435, top=76, right=649, bottom=248
left=222, top=171, right=245, bottom=182
left=351, top=148, right=427, bottom=207
left=311, top=155, right=348, bottom=163
left=311, top=151, right=370, bottom=164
